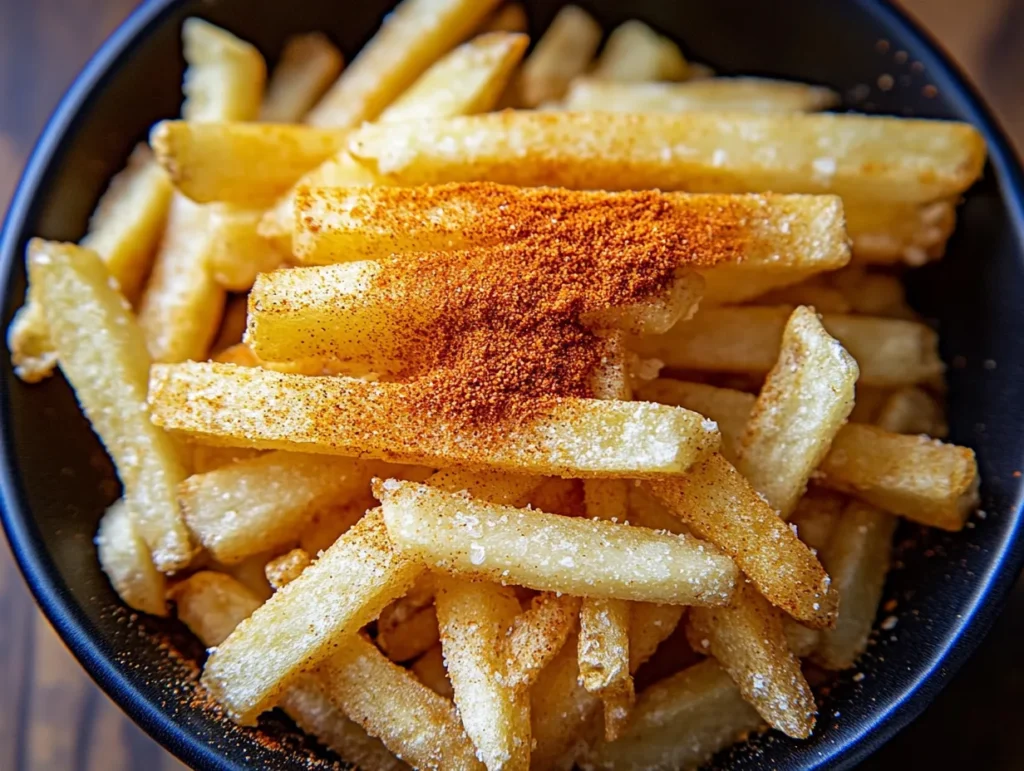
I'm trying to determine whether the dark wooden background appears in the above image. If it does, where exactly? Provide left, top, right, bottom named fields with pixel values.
left=1, top=1, right=1022, bottom=768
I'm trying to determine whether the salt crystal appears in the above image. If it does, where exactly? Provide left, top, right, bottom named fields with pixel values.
left=469, top=543, right=486, bottom=565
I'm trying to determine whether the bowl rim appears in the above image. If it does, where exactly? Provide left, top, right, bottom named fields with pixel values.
left=3, top=0, right=1024, bottom=769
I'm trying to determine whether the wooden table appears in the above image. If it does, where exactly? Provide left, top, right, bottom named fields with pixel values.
left=0, top=1, right=1021, bottom=768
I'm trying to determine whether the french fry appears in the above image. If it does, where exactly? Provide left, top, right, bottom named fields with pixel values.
left=378, top=574, right=437, bottom=635
left=205, top=206, right=285, bottom=292
left=735, top=306, right=859, bottom=518
left=845, top=198, right=957, bottom=265
left=528, top=478, right=586, bottom=518
left=221, top=550, right=274, bottom=601
left=789, top=489, right=845, bottom=554
left=514, top=6, right=601, bottom=107
left=563, top=77, right=838, bottom=113
left=784, top=618, right=821, bottom=658
left=589, top=20, right=688, bottom=83
left=264, top=548, right=311, bottom=590
left=752, top=280, right=853, bottom=314
left=378, top=604, right=440, bottom=662
left=178, top=451, right=375, bottom=563
left=210, top=293, right=249, bottom=354
left=848, top=384, right=891, bottom=425
left=30, top=241, right=192, bottom=571
left=688, top=584, right=816, bottom=738
left=95, top=500, right=167, bottom=616
left=628, top=603, right=686, bottom=674
left=627, top=485, right=689, bottom=535
left=306, top=0, right=501, bottom=127
left=875, top=386, right=948, bottom=437
left=505, top=592, right=581, bottom=689
left=646, top=454, right=836, bottom=628
left=435, top=576, right=530, bottom=770
left=6, top=287, right=57, bottom=384
left=828, top=267, right=916, bottom=319
left=181, top=18, right=265, bottom=122
left=377, top=479, right=738, bottom=604
left=201, top=510, right=423, bottom=723
left=298, top=496, right=376, bottom=556
left=149, top=362, right=721, bottom=478
left=347, top=111, right=986, bottom=204
left=168, top=571, right=262, bottom=646
left=582, top=659, right=762, bottom=771
left=629, top=306, right=943, bottom=388
left=259, top=33, right=345, bottom=123
left=479, top=3, right=528, bottom=34
left=412, top=644, right=455, bottom=698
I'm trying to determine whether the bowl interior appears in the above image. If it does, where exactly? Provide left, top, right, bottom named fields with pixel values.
left=3, top=1, right=1024, bottom=769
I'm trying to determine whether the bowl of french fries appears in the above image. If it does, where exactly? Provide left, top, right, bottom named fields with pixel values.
left=2, top=0, right=1023, bottom=768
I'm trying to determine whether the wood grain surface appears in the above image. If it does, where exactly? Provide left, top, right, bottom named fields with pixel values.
left=0, top=1, right=1020, bottom=769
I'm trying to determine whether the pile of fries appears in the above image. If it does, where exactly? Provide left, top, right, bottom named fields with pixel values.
left=9, top=2, right=987, bottom=769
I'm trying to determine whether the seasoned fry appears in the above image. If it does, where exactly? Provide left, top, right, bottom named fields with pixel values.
left=298, top=496, right=376, bottom=556
left=306, top=0, right=501, bottom=127
left=629, top=306, right=943, bottom=388
left=378, top=604, right=440, bottom=663
left=514, top=6, right=601, bottom=107
left=377, top=479, right=738, bottom=604
left=505, top=593, right=581, bottom=689
left=181, top=18, right=265, bottom=122
left=347, top=111, right=986, bottom=203
left=96, top=500, right=167, bottom=617
left=688, top=584, right=816, bottom=738
left=735, top=306, right=859, bottom=517
left=845, top=198, right=957, bottom=265
left=30, top=241, right=192, bottom=571
left=169, top=571, right=262, bottom=646
left=411, top=644, right=454, bottom=698
left=259, top=33, right=345, bottom=123
left=789, top=489, right=845, bottom=554
left=479, top=3, right=528, bottom=34
left=206, top=205, right=284, bottom=291
left=590, top=20, right=688, bottom=82
left=264, top=548, right=311, bottom=590
left=784, top=619, right=821, bottom=657
left=149, top=362, right=721, bottom=478
left=564, top=77, right=838, bottom=113
left=628, top=603, right=686, bottom=674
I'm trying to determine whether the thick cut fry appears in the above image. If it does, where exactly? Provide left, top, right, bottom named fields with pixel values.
left=201, top=510, right=422, bottom=723
left=317, top=635, right=484, bottom=770
left=630, top=306, right=943, bottom=387
left=178, top=451, right=375, bottom=563
left=479, top=3, right=527, bottom=34
left=6, top=287, right=56, bottom=384
left=306, top=0, right=501, bottom=127
left=845, top=199, right=957, bottom=265
left=789, top=489, right=845, bottom=554
left=30, top=241, right=192, bottom=571
left=828, top=267, right=916, bottom=319
left=506, top=593, right=581, bottom=689
left=378, top=480, right=738, bottom=605
left=590, top=20, right=688, bottom=83
left=411, top=644, right=454, bottom=699
left=264, top=548, right=311, bottom=590
left=137, top=194, right=226, bottom=363
left=221, top=551, right=274, bottom=601
left=688, top=584, right=816, bottom=738
left=435, top=577, right=529, bottom=771
left=378, top=604, right=439, bottom=663
left=628, top=603, right=686, bottom=674
left=181, top=18, right=265, bottom=122
left=291, top=185, right=848, bottom=278
left=150, top=362, right=721, bottom=478
left=564, top=77, right=838, bottom=113
left=210, top=293, right=250, bottom=354
left=95, top=500, right=167, bottom=617
left=168, top=571, right=262, bottom=646
left=347, top=111, right=986, bottom=203
left=876, top=386, right=948, bottom=437
left=646, top=454, right=836, bottom=628
left=152, top=121, right=349, bottom=206
left=514, top=6, right=601, bottom=107
left=206, top=205, right=284, bottom=291
left=582, top=659, right=761, bottom=771
left=816, top=423, right=979, bottom=530
left=299, top=496, right=375, bottom=556
left=627, top=485, right=689, bottom=535
left=259, top=33, right=345, bottom=123
left=735, top=307, right=859, bottom=517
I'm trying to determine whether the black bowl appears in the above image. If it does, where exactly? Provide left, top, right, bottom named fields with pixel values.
left=3, top=1, right=1024, bottom=768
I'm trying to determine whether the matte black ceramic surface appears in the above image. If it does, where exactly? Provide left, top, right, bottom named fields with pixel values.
left=2, top=1, right=1023, bottom=769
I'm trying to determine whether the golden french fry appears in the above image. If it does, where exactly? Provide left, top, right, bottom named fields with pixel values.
left=378, top=604, right=440, bottom=663
left=205, top=205, right=285, bottom=292
left=150, top=362, right=721, bottom=478
left=789, top=488, right=845, bottom=554
left=264, top=548, right=311, bottom=590
left=30, top=241, right=192, bottom=571
left=784, top=618, right=821, bottom=657
left=220, top=551, right=274, bottom=601
left=411, top=644, right=454, bottom=699
left=564, top=77, right=838, bottom=113
left=6, top=286, right=57, bottom=384
left=627, top=484, right=689, bottom=535
left=688, top=584, right=816, bottom=738
left=96, top=500, right=167, bottom=616
left=590, top=20, right=688, bottom=82
left=347, top=111, right=986, bottom=204
left=505, top=592, right=581, bottom=689
left=377, top=480, right=738, bottom=604
left=298, top=496, right=376, bottom=556
left=259, top=33, right=345, bottom=123
left=628, top=603, right=686, bottom=674
left=479, top=3, right=528, bottom=34
left=845, top=199, right=957, bottom=266
left=735, top=306, right=858, bottom=517
left=168, top=571, right=262, bottom=646
left=306, top=0, right=501, bottom=127
left=514, top=6, right=601, bottom=107
left=181, top=18, right=265, bottom=122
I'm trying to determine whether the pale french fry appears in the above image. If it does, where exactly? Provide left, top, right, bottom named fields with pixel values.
left=845, top=198, right=957, bottom=265
left=30, top=241, right=192, bottom=571
left=378, top=604, right=440, bottom=663
left=152, top=121, right=349, bottom=206
left=178, top=451, right=375, bottom=563
left=6, top=286, right=57, bottom=384
left=201, top=510, right=423, bottom=723
left=582, top=659, right=762, bottom=771
left=137, top=194, right=226, bottom=363
left=221, top=550, right=274, bottom=601
left=688, top=584, right=816, bottom=738
left=735, top=306, right=859, bottom=518
left=875, top=386, right=948, bottom=437
left=291, top=185, right=848, bottom=279
left=264, top=548, right=311, bottom=590
left=347, top=111, right=986, bottom=204
left=259, top=33, right=345, bottom=123
left=95, top=500, right=167, bottom=617
left=784, top=619, right=821, bottom=658
left=628, top=603, right=686, bottom=674
left=377, top=479, right=738, bottom=604
left=629, top=306, right=943, bottom=388
left=752, top=280, right=853, bottom=313
left=168, top=571, right=262, bottom=646
left=181, top=18, right=265, bottom=122
left=206, top=205, right=285, bottom=291
left=590, top=20, right=688, bottom=83
left=646, top=454, right=836, bottom=628
left=412, top=644, right=455, bottom=698
left=149, top=362, right=721, bottom=478
left=306, top=0, right=501, bottom=127
left=299, top=495, right=376, bottom=556
left=828, top=267, right=916, bottom=319
left=514, top=6, right=601, bottom=107
left=789, top=489, right=845, bottom=554
left=505, top=592, right=581, bottom=689
left=479, top=3, right=528, bottom=34
left=435, top=576, right=529, bottom=771
left=564, top=77, right=838, bottom=113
